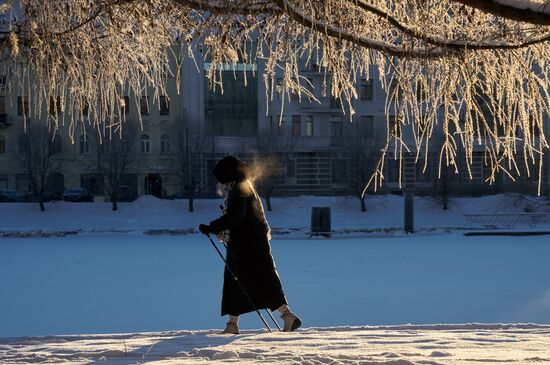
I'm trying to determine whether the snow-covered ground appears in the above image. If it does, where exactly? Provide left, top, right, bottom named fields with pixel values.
left=0, top=193, right=544, bottom=235
left=2, top=195, right=550, bottom=364
left=3, top=324, right=550, bottom=364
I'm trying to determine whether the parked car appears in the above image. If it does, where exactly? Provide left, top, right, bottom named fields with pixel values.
left=62, top=188, right=94, bottom=202
left=165, top=192, right=188, bottom=200
left=0, top=190, right=27, bottom=202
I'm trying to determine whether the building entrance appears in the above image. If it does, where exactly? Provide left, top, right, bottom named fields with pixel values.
left=145, top=174, right=162, bottom=197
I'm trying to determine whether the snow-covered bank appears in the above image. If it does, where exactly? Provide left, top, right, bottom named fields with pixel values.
left=2, top=324, right=550, bottom=364
left=0, top=194, right=544, bottom=235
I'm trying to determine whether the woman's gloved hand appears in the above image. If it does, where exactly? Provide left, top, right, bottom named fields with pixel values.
left=199, top=224, right=212, bottom=235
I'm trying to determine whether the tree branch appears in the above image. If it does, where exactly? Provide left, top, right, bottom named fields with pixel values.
left=273, top=0, right=454, bottom=59
left=352, top=0, right=550, bottom=50
left=451, top=0, right=550, bottom=25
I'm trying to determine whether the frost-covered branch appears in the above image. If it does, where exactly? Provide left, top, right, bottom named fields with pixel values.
left=451, top=0, right=550, bottom=25
left=1, top=0, right=550, bottom=193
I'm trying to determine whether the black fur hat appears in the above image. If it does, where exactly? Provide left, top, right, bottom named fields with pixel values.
left=212, top=156, right=250, bottom=183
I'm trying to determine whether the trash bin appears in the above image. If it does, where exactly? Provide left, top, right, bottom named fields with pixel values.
left=311, top=207, right=331, bottom=237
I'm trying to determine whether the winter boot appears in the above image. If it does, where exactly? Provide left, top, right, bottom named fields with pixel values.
left=222, top=315, right=239, bottom=335
left=222, top=321, right=240, bottom=335
left=281, top=310, right=302, bottom=332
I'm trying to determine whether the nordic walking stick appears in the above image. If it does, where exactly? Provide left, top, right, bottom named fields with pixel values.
left=265, top=309, right=283, bottom=331
left=204, top=233, right=273, bottom=333
left=217, top=240, right=282, bottom=331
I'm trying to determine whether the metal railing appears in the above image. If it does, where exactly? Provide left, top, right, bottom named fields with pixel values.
left=464, top=213, right=550, bottom=229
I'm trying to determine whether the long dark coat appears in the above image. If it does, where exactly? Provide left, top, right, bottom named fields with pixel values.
left=209, top=159, right=287, bottom=316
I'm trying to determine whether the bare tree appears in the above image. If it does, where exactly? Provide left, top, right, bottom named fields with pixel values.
left=343, top=122, right=380, bottom=211
left=2, top=0, right=550, bottom=191
left=93, top=122, right=138, bottom=211
left=168, top=116, right=209, bottom=212
left=17, top=124, right=54, bottom=211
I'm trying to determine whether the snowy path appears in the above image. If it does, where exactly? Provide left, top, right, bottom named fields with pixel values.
left=2, top=324, right=550, bottom=364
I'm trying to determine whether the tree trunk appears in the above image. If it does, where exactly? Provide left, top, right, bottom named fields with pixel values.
left=111, top=193, right=118, bottom=211
left=442, top=175, right=449, bottom=210
left=188, top=197, right=194, bottom=212
left=39, top=191, right=45, bottom=212
left=360, top=196, right=366, bottom=212
left=265, top=195, right=272, bottom=212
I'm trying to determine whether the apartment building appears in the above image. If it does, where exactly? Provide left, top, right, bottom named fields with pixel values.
left=0, top=50, right=548, bottom=199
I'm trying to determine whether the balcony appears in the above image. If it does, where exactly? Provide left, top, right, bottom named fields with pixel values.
left=0, top=114, right=11, bottom=128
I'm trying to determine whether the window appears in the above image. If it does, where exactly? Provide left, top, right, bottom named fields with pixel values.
left=291, top=115, right=301, bottom=137
left=389, top=79, right=400, bottom=100
left=272, top=115, right=286, bottom=136
left=330, top=115, right=343, bottom=146
left=330, top=96, right=341, bottom=109
left=387, top=159, right=401, bottom=183
left=286, top=159, right=296, bottom=178
left=160, top=134, right=170, bottom=154
left=359, top=115, right=374, bottom=138
left=388, top=115, right=400, bottom=137
left=122, top=95, right=130, bottom=115
left=18, top=135, right=28, bottom=154
left=305, top=115, right=313, bottom=137
left=79, top=135, right=90, bottom=154
left=140, top=134, right=150, bottom=154
left=100, top=140, right=111, bottom=154
left=276, top=78, right=283, bottom=100
left=0, top=174, right=7, bottom=189
left=140, top=96, right=149, bottom=115
left=17, top=96, right=29, bottom=116
left=0, top=135, right=5, bottom=154
left=49, top=135, right=63, bottom=155
left=331, top=159, right=347, bottom=183
left=159, top=96, right=170, bottom=115
left=81, top=101, right=89, bottom=117
left=360, top=79, right=373, bottom=100
left=16, top=174, right=30, bottom=192
left=306, top=77, right=315, bottom=101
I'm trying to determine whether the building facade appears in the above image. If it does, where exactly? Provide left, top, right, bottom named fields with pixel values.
left=0, top=51, right=548, bottom=199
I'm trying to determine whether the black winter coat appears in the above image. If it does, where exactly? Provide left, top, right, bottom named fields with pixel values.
left=209, top=180, right=287, bottom=316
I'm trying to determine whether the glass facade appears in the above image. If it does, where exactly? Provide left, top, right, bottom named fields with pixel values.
left=205, top=70, right=258, bottom=137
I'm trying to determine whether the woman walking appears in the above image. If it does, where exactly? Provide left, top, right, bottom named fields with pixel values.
left=199, top=156, right=301, bottom=334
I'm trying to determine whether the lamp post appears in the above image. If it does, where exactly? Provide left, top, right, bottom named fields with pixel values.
left=404, top=152, right=415, bottom=233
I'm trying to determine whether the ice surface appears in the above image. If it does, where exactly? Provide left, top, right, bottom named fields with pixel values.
left=1, top=233, right=550, bottom=339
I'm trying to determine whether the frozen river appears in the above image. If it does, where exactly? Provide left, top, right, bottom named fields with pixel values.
left=1, top=233, right=549, bottom=337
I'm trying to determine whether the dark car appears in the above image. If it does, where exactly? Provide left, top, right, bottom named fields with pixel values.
left=166, top=192, right=188, bottom=200
left=62, top=188, right=94, bottom=202
left=0, top=190, right=27, bottom=202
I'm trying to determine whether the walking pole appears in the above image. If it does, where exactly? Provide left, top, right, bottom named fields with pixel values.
left=265, top=309, right=283, bottom=331
left=204, top=233, right=273, bottom=333
left=217, top=238, right=282, bottom=331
